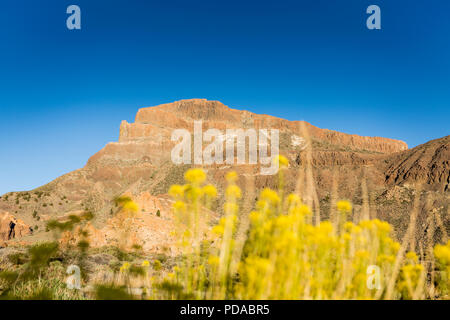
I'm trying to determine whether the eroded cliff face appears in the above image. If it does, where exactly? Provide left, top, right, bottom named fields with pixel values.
left=85, top=99, right=407, bottom=176
left=117, top=99, right=407, bottom=153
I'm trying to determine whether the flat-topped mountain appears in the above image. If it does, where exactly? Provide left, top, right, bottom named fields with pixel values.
left=120, top=98, right=407, bottom=151
left=0, top=99, right=447, bottom=250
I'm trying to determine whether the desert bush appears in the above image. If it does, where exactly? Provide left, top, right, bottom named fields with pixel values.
left=1, top=162, right=448, bottom=300
left=7, top=253, right=27, bottom=265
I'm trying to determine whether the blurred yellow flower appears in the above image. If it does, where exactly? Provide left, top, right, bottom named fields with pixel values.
left=374, top=219, right=392, bottom=233
left=406, top=251, right=418, bottom=263
left=249, top=211, right=261, bottom=224
left=173, top=200, right=186, bottom=211
left=120, top=262, right=131, bottom=273
left=183, top=230, right=192, bottom=238
left=434, top=241, right=450, bottom=265
left=275, top=155, right=289, bottom=168
left=202, top=184, right=218, bottom=198
left=185, top=186, right=203, bottom=200
left=208, top=255, right=220, bottom=266
left=184, top=168, right=206, bottom=184
left=260, top=188, right=280, bottom=204
left=123, top=200, right=139, bottom=213
left=336, top=200, right=352, bottom=212
left=169, top=184, right=184, bottom=198
left=153, top=259, right=162, bottom=271
left=298, top=204, right=311, bottom=215
left=287, top=194, right=301, bottom=206
left=225, top=171, right=238, bottom=183
left=226, top=185, right=242, bottom=199
left=212, top=225, right=225, bottom=236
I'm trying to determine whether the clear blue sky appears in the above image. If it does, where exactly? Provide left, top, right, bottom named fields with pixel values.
left=0, top=0, right=449, bottom=194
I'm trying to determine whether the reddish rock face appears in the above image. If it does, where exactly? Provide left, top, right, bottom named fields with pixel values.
left=0, top=211, right=32, bottom=243
left=60, top=193, right=179, bottom=253
left=85, top=99, right=409, bottom=183
left=107, top=99, right=407, bottom=166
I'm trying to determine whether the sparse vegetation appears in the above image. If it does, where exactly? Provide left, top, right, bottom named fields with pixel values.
left=1, top=163, right=448, bottom=300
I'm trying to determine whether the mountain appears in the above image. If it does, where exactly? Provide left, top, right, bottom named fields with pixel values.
left=384, top=135, right=450, bottom=192
left=0, top=99, right=448, bottom=250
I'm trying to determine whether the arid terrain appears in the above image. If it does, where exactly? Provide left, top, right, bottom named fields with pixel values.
left=1, top=99, right=449, bottom=252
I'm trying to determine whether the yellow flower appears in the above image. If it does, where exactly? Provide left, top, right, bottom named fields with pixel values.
left=298, top=204, right=311, bottom=215
left=183, top=230, right=192, bottom=238
left=185, top=186, right=203, bottom=200
left=226, top=185, right=242, bottom=199
left=275, top=155, right=289, bottom=168
left=287, top=194, right=301, bottom=206
left=170, top=231, right=178, bottom=237
left=153, top=260, right=162, bottom=271
left=169, top=184, right=184, bottom=198
left=167, top=272, right=175, bottom=279
left=260, top=188, right=280, bottom=205
left=344, top=221, right=354, bottom=230
left=318, top=221, right=333, bottom=234
left=374, top=219, right=392, bottom=233
left=120, top=262, right=131, bottom=273
left=173, top=200, right=186, bottom=211
left=208, top=255, right=220, bottom=266
left=352, top=226, right=362, bottom=234
left=249, top=211, right=261, bottom=224
left=202, top=184, right=217, bottom=198
left=141, top=260, right=150, bottom=267
left=434, top=241, right=450, bottom=265
left=377, top=254, right=395, bottom=264
left=225, top=171, right=238, bottom=183
left=391, top=241, right=401, bottom=253
left=336, top=200, right=352, bottom=212
left=405, top=251, right=418, bottom=263
left=343, top=233, right=352, bottom=241
left=123, top=200, right=139, bottom=213
left=355, top=250, right=370, bottom=259
left=212, top=225, right=225, bottom=236
left=184, top=168, right=206, bottom=184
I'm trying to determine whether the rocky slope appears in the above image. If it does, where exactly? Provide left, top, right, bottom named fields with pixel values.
left=0, top=99, right=447, bottom=251
left=384, top=135, right=450, bottom=192
left=0, top=211, right=32, bottom=247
